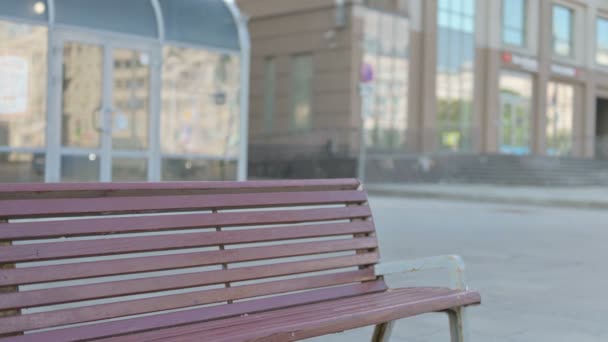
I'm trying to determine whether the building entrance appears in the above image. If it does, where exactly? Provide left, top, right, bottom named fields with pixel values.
left=596, top=97, right=608, bottom=160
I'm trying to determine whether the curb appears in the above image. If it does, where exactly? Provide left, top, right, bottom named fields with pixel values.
left=366, top=187, right=608, bottom=210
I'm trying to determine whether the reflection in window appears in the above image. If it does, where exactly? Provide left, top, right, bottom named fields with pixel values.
left=60, top=154, right=100, bottom=182
left=264, top=57, right=275, bottom=133
left=552, top=5, right=573, bottom=58
left=0, top=20, right=47, bottom=148
left=112, top=49, right=149, bottom=150
left=61, top=42, right=103, bottom=148
left=161, top=46, right=240, bottom=160
left=502, top=0, right=526, bottom=47
left=361, top=9, right=409, bottom=151
left=0, top=152, right=44, bottom=182
left=291, top=54, right=313, bottom=131
left=112, top=157, right=147, bottom=181
left=546, top=82, right=574, bottom=156
left=436, top=0, right=476, bottom=152
left=162, top=158, right=236, bottom=181
left=499, top=71, right=532, bottom=155
left=597, top=17, right=608, bottom=65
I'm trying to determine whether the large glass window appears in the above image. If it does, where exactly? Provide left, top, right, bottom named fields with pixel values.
left=291, top=54, right=313, bottom=131
left=597, top=17, right=608, bottom=66
left=0, top=1, right=244, bottom=183
left=111, top=48, right=150, bottom=150
left=0, top=20, right=47, bottom=182
left=263, top=57, right=275, bottom=133
left=502, top=0, right=526, bottom=47
left=61, top=42, right=103, bottom=149
left=436, top=0, right=476, bottom=152
left=0, top=21, right=47, bottom=149
left=499, top=71, right=533, bottom=155
left=552, top=5, right=573, bottom=58
left=546, top=82, right=574, bottom=156
left=361, top=9, right=409, bottom=151
left=161, top=46, right=240, bottom=180
left=0, top=152, right=44, bottom=182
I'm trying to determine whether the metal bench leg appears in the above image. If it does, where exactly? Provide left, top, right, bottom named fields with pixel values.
left=447, top=307, right=468, bottom=342
left=371, top=321, right=395, bottom=342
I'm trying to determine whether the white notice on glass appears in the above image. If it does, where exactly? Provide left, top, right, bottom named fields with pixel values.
left=0, top=56, right=28, bottom=114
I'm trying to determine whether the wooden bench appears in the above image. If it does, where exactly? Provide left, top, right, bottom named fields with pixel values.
left=0, top=179, right=480, bottom=341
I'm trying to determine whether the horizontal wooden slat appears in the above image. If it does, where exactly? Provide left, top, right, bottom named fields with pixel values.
left=0, top=237, right=378, bottom=287
left=0, top=221, right=375, bottom=263
left=0, top=206, right=372, bottom=241
left=0, top=253, right=379, bottom=310
left=1, top=281, right=387, bottom=342
left=152, top=289, right=481, bottom=342
left=0, top=179, right=361, bottom=200
left=0, top=190, right=367, bottom=219
left=116, top=289, right=435, bottom=342
left=118, top=288, right=451, bottom=342
left=0, top=269, right=376, bottom=335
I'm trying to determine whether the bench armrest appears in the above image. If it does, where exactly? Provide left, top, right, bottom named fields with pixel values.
left=374, top=255, right=467, bottom=290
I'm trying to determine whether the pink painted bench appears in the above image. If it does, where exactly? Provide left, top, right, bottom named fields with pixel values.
left=0, top=179, right=480, bottom=341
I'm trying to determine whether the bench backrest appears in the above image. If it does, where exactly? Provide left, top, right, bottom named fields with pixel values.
left=0, top=179, right=383, bottom=339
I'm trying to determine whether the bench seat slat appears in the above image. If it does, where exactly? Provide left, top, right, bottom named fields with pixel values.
left=0, top=179, right=361, bottom=200
left=0, top=237, right=378, bottom=287
left=0, top=206, right=371, bottom=241
left=0, top=191, right=367, bottom=219
left=0, top=269, right=376, bottom=335
left=0, top=281, right=387, bottom=342
left=0, top=253, right=379, bottom=310
left=0, top=221, right=375, bottom=263
left=159, top=289, right=481, bottom=342
left=120, top=288, right=451, bottom=342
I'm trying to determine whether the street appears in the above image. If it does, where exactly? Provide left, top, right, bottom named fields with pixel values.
left=310, top=196, right=608, bottom=341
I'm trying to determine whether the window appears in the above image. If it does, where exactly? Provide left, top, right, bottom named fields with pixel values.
left=499, top=71, right=532, bottom=155
left=552, top=5, right=573, bottom=58
left=161, top=46, right=240, bottom=158
left=361, top=9, right=409, bottom=151
left=0, top=21, right=48, bottom=149
left=436, top=0, right=476, bottom=152
left=0, top=20, right=48, bottom=183
left=597, top=17, right=608, bottom=66
left=263, top=57, right=275, bottom=133
left=291, top=54, right=313, bottom=131
left=546, top=82, right=574, bottom=156
left=502, top=0, right=526, bottom=47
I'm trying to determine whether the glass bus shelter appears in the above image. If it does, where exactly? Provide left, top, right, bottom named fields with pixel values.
left=0, top=0, right=250, bottom=182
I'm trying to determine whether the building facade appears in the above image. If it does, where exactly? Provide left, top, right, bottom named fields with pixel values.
left=238, top=0, right=608, bottom=180
left=0, top=0, right=250, bottom=183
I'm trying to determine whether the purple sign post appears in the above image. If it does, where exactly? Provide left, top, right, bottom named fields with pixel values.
left=361, top=62, right=374, bottom=83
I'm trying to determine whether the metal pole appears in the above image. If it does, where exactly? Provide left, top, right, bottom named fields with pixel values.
left=226, top=1, right=251, bottom=181
left=357, top=107, right=367, bottom=181
left=357, top=84, right=373, bottom=181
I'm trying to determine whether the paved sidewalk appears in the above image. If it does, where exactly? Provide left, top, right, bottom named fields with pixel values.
left=307, top=196, right=608, bottom=341
left=366, top=183, right=608, bottom=209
